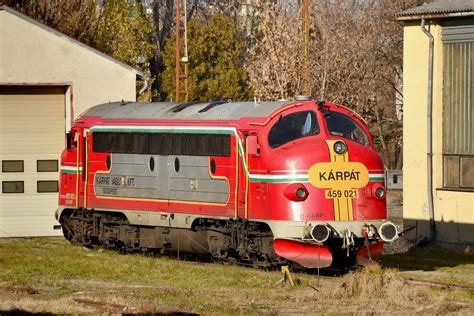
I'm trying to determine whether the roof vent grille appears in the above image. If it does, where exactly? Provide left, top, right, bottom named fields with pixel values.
left=170, top=101, right=200, bottom=113
left=295, top=95, right=312, bottom=101
left=198, top=100, right=228, bottom=113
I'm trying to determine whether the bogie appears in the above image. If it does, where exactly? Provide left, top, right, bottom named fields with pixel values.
left=60, top=209, right=280, bottom=267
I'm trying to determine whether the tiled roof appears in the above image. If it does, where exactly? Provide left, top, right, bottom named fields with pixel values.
left=398, top=0, right=474, bottom=19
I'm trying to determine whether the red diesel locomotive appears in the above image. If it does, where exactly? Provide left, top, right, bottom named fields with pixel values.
left=56, top=99, right=398, bottom=269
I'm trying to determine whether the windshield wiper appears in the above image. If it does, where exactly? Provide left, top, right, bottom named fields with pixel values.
left=318, top=100, right=331, bottom=118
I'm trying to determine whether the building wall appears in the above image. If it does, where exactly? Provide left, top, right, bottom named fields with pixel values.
left=402, top=21, right=474, bottom=248
left=0, top=10, right=137, bottom=125
left=0, top=9, right=138, bottom=237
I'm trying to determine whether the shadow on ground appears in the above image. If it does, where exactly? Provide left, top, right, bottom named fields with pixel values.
left=381, top=242, right=474, bottom=272
left=0, top=311, right=53, bottom=316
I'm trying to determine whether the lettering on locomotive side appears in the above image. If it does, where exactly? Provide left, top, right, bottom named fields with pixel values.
left=59, top=193, right=76, bottom=200
left=300, top=212, right=325, bottom=220
left=95, top=175, right=135, bottom=187
left=308, top=162, right=368, bottom=190
left=59, top=193, right=76, bottom=206
left=111, top=176, right=121, bottom=186
left=96, top=175, right=110, bottom=185
left=102, top=187, right=118, bottom=195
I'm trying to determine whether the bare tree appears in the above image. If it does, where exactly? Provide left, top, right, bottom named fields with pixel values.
left=311, top=0, right=425, bottom=168
left=246, top=3, right=304, bottom=100
left=5, top=0, right=99, bottom=45
left=244, top=0, right=426, bottom=168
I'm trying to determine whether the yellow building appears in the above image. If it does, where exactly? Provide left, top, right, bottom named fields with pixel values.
left=398, top=1, right=474, bottom=249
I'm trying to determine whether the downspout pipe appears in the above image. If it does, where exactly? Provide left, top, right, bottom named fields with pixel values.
left=421, top=19, right=436, bottom=241
left=138, top=75, right=149, bottom=98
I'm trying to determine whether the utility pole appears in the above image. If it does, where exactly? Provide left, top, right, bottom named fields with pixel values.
left=175, top=0, right=181, bottom=102
left=183, top=0, right=189, bottom=102
left=303, top=0, right=310, bottom=96
left=175, top=0, right=189, bottom=102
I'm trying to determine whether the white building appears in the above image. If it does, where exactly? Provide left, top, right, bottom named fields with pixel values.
left=0, top=6, right=141, bottom=237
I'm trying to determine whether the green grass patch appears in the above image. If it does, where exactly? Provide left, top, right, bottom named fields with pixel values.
left=382, top=244, right=474, bottom=269
left=381, top=244, right=474, bottom=286
left=0, top=238, right=473, bottom=314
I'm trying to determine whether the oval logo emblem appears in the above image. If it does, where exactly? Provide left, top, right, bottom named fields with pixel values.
left=308, top=162, right=369, bottom=189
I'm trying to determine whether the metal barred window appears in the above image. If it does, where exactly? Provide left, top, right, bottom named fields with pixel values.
left=442, top=21, right=474, bottom=190
left=93, top=132, right=231, bottom=157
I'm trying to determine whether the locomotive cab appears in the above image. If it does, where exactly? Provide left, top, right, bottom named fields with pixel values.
left=248, top=101, right=397, bottom=268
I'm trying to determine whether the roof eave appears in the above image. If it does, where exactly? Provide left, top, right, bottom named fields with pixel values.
left=397, top=11, right=474, bottom=21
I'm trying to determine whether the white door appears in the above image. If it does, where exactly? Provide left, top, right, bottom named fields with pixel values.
left=0, top=86, right=65, bottom=237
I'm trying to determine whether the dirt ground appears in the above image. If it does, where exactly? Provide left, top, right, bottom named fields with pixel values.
left=0, top=191, right=471, bottom=314
left=0, top=238, right=473, bottom=314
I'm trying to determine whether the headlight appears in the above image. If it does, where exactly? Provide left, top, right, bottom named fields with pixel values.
left=375, top=187, right=385, bottom=198
left=283, top=184, right=309, bottom=202
left=296, top=188, right=308, bottom=200
left=333, top=141, right=347, bottom=155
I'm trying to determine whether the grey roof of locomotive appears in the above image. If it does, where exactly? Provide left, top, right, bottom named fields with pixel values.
left=80, top=100, right=294, bottom=121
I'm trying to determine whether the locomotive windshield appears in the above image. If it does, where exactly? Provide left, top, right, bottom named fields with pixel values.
left=325, top=112, right=369, bottom=146
left=268, top=111, right=319, bottom=148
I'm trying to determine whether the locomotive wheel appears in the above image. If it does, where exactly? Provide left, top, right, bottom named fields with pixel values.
left=59, top=209, right=93, bottom=247
left=59, top=210, right=79, bottom=243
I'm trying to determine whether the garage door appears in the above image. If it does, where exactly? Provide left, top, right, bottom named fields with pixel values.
left=0, top=86, right=65, bottom=237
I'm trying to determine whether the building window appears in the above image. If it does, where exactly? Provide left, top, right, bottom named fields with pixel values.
left=442, top=40, right=474, bottom=190
left=2, top=181, right=24, bottom=193
left=37, top=180, right=59, bottom=193
left=2, top=160, right=24, bottom=173
left=37, top=160, right=58, bottom=172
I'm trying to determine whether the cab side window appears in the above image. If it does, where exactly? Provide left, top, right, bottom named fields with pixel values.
left=268, top=111, right=319, bottom=148
left=325, top=112, right=369, bottom=146
left=66, top=131, right=78, bottom=149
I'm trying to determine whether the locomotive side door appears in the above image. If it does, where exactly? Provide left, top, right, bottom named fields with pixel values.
left=59, top=129, right=82, bottom=209
left=76, top=130, right=88, bottom=209
left=242, top=132, right=267, bottom=220
left=238, top=131, right=260, bottom=218
left=237, top=132, right=249, bottom=219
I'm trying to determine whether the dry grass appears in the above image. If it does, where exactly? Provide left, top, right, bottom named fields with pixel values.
left=0, top=238, right=473, bottom=314
left=282, top=265, right=473, bottom=314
